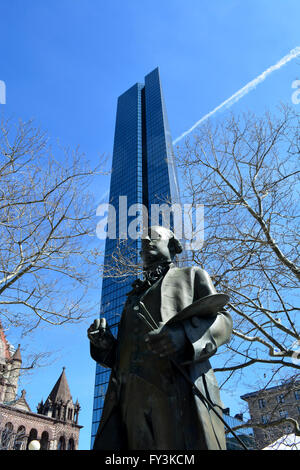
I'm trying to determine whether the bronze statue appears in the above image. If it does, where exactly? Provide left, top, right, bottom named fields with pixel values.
left=88, top=226, right=233, bottom=450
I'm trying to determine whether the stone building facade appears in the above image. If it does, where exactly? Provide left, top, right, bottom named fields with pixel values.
left=241, top=380, right=300, bottom=449
left=0, top=322, right=82, bottom=450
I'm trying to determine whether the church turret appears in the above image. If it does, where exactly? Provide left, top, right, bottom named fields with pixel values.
left=4, top=344, right=22, bottom=403
left=0, top=321, right=11, bottom=402
left=0, top=322, right=23, bottom=404
left=37, top=367, right=80, bottom=425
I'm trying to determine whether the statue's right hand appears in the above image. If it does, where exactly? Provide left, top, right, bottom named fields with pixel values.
left=87, top=318, right=115, bottom=350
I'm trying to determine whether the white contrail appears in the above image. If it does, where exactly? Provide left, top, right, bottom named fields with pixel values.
left=173, top=46, right=300, bottom=145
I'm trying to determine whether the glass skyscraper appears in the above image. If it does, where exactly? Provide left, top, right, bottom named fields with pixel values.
left=91, top=67, right=180, bottom=447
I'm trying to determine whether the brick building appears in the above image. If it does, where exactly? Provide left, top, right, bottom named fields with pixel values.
left=0, top=322, right=82, bottom=450
left=241, top=380, right=300, bottom=449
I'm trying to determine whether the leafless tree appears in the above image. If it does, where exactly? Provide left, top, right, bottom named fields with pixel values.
left=173, top=104, right=300, bottom=444
left=0, top=117, right=107, bottom=336
left=174, top=104, right=299, bottom=376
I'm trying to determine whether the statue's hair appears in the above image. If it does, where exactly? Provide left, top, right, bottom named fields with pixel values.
left=170, top=235, right=183, bottom=255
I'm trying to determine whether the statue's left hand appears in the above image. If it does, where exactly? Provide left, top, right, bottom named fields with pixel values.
left=144, top=324, right=186, bottom=358
left=87, top=318, right=115, bottom=350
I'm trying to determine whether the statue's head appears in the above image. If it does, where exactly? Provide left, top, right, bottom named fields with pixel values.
left=140, top=225, right=183, bottom=268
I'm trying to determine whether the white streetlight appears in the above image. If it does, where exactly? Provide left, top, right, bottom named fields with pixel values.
left=28, top=440, right=41, bottom=450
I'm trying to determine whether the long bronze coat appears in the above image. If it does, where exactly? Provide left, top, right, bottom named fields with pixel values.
left=90, top=266, right=232, bottom=450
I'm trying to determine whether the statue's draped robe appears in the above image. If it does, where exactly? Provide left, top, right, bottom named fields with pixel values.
left=91, top=266, right=233, bottom=450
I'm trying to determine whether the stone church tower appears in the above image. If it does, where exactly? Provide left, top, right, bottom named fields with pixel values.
left=0, top=322, right=82, bottom=450
left=0, top=322, right=22, bottom=404
left=37, top=367, right=80, bottom=426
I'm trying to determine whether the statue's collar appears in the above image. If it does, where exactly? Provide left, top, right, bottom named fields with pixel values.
left=144, top=261, right=173, bottom=282
left=127, top=262, right=175, bottom=296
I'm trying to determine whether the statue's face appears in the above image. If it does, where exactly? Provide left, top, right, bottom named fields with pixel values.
left=141, top=226, right=173, bottom=267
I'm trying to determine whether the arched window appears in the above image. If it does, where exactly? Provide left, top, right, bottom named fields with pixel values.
left=40, top=431, right=49, bottom=450
left=27, top=428, right=38, bottom=450
left=57, top=436, right=66, bottom=450
left=1, top=422, right=13, bottom=450
left=67, top=438, right=75, bottom=450
left=14, top=426, right=26, bottom=450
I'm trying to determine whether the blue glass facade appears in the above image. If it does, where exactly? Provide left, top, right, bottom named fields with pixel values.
left=223, top=413, right=255, bottom=450
left=91, top=68, right=179, bottom=447
left=144, top=70, right=180, bottom=209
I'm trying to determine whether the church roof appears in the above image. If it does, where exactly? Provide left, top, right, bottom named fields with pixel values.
left=11, top=344, right=22, bottom=363
left=46, top=367, right=73, bottom=404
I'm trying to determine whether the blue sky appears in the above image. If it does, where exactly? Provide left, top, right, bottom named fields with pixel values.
left=1, top=0, right=300, bottom=450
